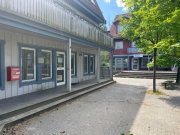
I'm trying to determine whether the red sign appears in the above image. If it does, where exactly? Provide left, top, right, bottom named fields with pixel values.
left=7, top=67, right=21, bottom=81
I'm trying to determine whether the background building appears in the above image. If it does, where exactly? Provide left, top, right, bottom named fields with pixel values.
left=110, top=14, right=151, bottom=71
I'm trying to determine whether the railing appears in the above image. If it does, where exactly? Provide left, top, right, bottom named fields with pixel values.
left=0, top=0, right=113, bottom=47
left=128, top=47, right=142, bottom=53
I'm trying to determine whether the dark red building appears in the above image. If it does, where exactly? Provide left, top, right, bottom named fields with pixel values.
left=110, top=14, right=150, bottom=71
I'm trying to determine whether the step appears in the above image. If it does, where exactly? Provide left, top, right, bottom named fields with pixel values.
left=0, top=80, right=115, bottom=134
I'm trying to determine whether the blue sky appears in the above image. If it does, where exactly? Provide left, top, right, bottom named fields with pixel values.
left=97, top=0, right=127, bottom=28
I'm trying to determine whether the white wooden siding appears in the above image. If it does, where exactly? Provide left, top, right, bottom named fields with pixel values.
left=0, top=27, right=97, bottom=100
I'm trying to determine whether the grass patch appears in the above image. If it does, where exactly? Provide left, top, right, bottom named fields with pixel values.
left=146, top=90, right=165, bottom=95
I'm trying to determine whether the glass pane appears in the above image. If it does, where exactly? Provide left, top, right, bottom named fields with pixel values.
left=90, top=56, right=94, bottom=73
left=71, top=54, right=75, bottom=75
left=142, top=57, right=148, bottom=67
left=57, top=54, right=64, bottom=68
left=57, top=70, right=64, bottom=83
left=22, top=49, right=35, bottom=81
left=83, top=55, right=88, bottom=74
left=41, top=51, right=51, bottom=79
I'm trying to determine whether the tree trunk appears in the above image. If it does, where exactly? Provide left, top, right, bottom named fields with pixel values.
left=153, top=48, right=157, bottom=92
left=176, top=66, right=180, bottom=84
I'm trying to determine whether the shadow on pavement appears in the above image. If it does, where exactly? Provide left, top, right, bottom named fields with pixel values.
left=2, top=81, right=147, bottom=135
left=73, top=81, right=147, bottom=135
left=159, top=96, right=180, bottom=109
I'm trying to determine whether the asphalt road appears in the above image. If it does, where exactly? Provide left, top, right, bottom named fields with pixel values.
left=4, top=78, right=180, bottom=135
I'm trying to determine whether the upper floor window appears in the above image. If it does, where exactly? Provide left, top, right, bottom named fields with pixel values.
left=21, top=47, right=36, bottom=82
left=115, top=41, right=123, bottom=49
left=117, top=25, right=123, bottom=33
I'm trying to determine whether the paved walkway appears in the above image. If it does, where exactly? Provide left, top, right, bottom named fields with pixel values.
left=3, top=78, right=180, bottom=135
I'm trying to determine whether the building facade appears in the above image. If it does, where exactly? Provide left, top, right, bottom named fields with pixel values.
left=0, top=0, right=113, bottom=100
left=110, top=14, right=150, bottom=71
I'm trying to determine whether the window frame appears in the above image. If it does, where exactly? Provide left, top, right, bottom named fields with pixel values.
left=21, top=47, right=36, bottom=83
left=83, top=54, right=89, bottom=75
left=71, top=53, right=76, bottom=77
left=41, top=49, right=52, bottom=80
left=115, top=41, right=123, bottom=49
left=89, top=55, right=95, bottom=74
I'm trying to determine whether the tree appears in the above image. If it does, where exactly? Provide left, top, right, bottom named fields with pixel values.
left=120, top=0, right=180, bottom=91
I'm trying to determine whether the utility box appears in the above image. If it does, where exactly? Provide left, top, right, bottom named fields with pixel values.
left=7, top=67, right=21, bottom=81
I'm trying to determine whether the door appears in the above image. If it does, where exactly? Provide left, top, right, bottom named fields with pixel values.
left=132, top=58, right=139, bottom=70
left=56, top=52, right=65, bottom=86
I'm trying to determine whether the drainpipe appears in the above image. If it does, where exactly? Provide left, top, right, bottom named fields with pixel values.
left=67, top=38, right=72, bottom=91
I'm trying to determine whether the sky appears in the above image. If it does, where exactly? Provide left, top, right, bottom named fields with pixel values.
left=96, top=0, right=127, bottom=29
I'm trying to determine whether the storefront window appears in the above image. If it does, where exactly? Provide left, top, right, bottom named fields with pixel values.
left=142, top=57, right=148, bottom=67
left=123, top=58, right=128, bottom=68
left=90, top=55, right=95, bottom=74
left=21, top=47, right=36, bottom=81
left=71, top=53, right=76, bottom=76
left=41, top=50, right=52, bottom=79
left=83, top=55, right=88, bottom=75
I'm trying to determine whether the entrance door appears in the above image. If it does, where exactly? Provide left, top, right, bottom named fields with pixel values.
left=56, top=52, right=65, bottom=86
left=132, top=58, right=139, bottom=70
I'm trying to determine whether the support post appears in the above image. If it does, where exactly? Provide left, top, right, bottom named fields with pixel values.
left=67, top=38, right=72, bottom=91
left=97, top=48, right=101, bottom=83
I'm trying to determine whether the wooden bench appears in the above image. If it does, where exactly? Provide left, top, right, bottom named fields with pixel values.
left=162, top=81, right=174, bottom=89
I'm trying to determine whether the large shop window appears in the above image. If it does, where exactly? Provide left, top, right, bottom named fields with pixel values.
left=83, top=55, right=88, bottom=75
left=41, top=50, right=52, bottom=79
left=89, top=55, right=95, bottom=74
left=142, top=57, right=148, bottom=67
left=21, top=47, right=36, bottom=82
left=71, top=53, right=76, bottom=76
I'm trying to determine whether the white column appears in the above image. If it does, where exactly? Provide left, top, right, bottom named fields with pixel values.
left=97, top=48, right=101, bottom=83
left=67, top=38, right=72, bottom=91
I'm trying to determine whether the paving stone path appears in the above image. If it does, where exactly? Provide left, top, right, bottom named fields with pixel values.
left=4, top=78, right=180, bottom=135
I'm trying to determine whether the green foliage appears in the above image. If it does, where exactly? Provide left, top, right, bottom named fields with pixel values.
left=120, top=0, right=180, bottom=67
left=101, top=51, right=110, bottom=67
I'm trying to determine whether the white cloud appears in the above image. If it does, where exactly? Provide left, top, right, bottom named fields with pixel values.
left=116, top=0, right=128, bottom=11
left=104, top=0, right=111, bottom=3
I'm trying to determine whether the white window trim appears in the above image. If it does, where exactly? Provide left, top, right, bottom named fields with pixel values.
left=84, top=55, right=89, bottom=75
left=41, top=50, right=52, bottom=80
left=71, top=53, right=76, bottom=76
left=21, top=47, right=36, bottom=82
left=90, top=55, right=95, bottom=74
